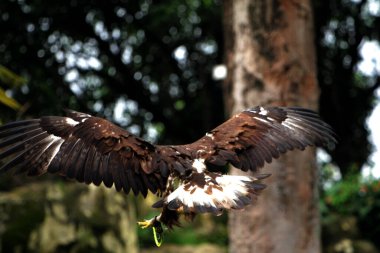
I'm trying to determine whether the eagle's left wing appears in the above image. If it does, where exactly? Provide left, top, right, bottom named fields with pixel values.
left=189, top=106, right=336, bottom=172
left=0, top=110, right=166, bottom=196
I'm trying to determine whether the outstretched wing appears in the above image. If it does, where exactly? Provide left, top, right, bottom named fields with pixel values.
left=0, top=110, right=165, bottom=196
left=191, top=106, right=336, bottom=172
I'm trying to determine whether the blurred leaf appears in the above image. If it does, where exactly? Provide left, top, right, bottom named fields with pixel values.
left=0, top=87, right=22, bottom=110
left=0, top=65, right=24, bottom=110
left=0, top=65, right=26, bottom=88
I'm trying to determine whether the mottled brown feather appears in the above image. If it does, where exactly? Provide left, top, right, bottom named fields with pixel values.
left=0, top=111, right=169, bottom=196
left=188, top=106, right=336, bottom=172
left=0, top=107, right=336, bottom=201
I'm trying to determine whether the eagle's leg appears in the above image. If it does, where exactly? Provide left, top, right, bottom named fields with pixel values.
left=137, top=213, right=162, bottom=229
left=138, top=173, right=177, bottom=229
left=138, top=173, right=179, bottom=238
left=138, top=213, right=164, bottom=247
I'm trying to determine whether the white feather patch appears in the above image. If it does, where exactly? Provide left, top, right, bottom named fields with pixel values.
left=205, top=132, right=215, bottom=140
left=65, top=118, right=80, bottom=126
left=259, top=106, right=268, bottom=115
left=44, top=135, right=65, bottom=167
left=166, top=173, right=265, bottom=215
left=192, top=158, right=206, bottom=173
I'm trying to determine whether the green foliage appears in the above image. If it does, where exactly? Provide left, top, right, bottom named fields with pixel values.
left=321, top=175, right=380, bottom=250
left=0, top=65, right=24, bottom=110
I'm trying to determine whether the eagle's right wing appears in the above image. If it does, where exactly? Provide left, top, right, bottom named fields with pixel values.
left=190, top=106, right=336, bottom=172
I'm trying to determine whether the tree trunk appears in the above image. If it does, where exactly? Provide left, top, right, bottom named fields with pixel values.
left=223, top=1, right=321, bottom=253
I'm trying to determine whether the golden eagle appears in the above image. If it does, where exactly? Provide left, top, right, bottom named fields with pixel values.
left=0, top=106, right=335, bottom=245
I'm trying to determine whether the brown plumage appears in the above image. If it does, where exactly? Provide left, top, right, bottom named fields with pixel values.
left=0, top=106, right=336, bottom=230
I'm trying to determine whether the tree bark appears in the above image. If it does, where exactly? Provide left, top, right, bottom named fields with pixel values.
left=223, top=1, right=321, bottom=253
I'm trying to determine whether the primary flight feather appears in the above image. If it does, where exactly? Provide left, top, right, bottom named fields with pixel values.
left=0, top=106, right=336, bottom=236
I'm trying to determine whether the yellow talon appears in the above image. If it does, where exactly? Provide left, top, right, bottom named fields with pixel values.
left=137, top=216, right=164, bottom=247
left=137, top=219, right=154, bottom=229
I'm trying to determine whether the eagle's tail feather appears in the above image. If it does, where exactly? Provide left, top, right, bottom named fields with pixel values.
left=165, top=173, right=270, bottom=216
